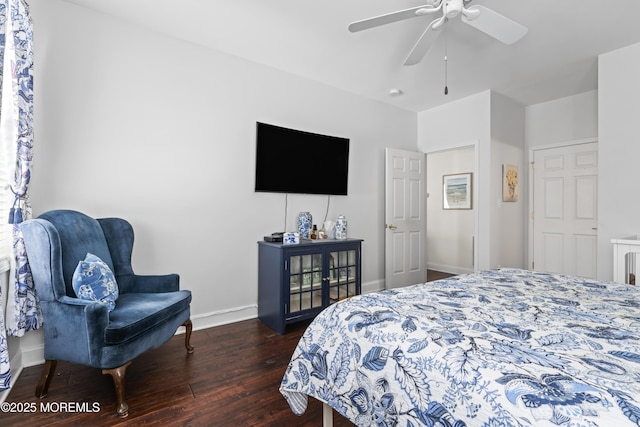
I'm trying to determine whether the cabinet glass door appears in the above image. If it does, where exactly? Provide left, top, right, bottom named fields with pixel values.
left=288, top=253, right=323, bottom=313
left=328, top=249, right=358, bottom=303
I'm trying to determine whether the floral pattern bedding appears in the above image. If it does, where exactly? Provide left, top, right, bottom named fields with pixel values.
left=280, top=269, right=640, bottom=426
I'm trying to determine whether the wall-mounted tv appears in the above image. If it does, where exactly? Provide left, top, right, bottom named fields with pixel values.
left=254, top=122, right=350, bottom=195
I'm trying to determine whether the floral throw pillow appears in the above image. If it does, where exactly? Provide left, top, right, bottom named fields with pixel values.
left=72, top=253, right=119, bottom=312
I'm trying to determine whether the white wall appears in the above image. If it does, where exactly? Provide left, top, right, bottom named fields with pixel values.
left=418, top=90, right=526, bottom=271
left=490, top=93, right=526, bottom=269
left=426, top=147, right=475, bottom=274
left=526, top=90, right=598, bottom=148
left=598, top=42, right=640, bottom=281
left=418, top=91, right=490, bottom=270
left=26, top=0, right=416, bottom=331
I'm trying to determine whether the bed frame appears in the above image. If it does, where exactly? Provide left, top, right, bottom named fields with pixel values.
left=322, top=403, right=333, bottom=427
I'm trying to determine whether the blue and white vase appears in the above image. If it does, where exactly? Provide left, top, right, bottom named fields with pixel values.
left=297, top=211, right=312, bottom=239
left=336, top=215, right=347, bottom=240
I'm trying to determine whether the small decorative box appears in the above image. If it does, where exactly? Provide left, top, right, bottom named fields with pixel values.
left=283, top=232, right=300, bottom=245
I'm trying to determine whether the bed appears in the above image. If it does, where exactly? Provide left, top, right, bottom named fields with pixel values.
left=280, top=269, right=640, bottom=426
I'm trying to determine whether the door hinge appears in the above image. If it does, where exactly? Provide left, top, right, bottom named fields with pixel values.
left=531, top=161, right=535, bottom=169
left=531, top=211, right=535, bottom=220
left=532, top=261, right=535, bottom=270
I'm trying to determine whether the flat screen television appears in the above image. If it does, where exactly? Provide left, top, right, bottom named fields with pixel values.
left=254, top=122, right=350, bottom=195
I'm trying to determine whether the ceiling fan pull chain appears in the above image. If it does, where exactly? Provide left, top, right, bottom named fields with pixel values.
left=444, top=27, right=449, bottom=95
left=444, top=54, right=448, bottom=95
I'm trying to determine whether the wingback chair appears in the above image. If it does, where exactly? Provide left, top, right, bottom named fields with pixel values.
left=20, top=209, right=193, bottom=417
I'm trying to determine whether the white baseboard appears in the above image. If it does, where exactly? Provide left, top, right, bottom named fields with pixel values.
left=188, top=279, right=385, bottom=330
left=428, top=263, right=474, bottom=276
left=20, top=343, right=45, bottom=368
left=362, top=279, right=384, bottom=294
left=187, top=304, right=258, bottom=332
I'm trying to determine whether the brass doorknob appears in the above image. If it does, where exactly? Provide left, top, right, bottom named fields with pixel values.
left=386, top=224, right=397, bottom=230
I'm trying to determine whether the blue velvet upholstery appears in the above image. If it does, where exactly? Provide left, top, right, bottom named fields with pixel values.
left=20, top=209, right=192, bottom=416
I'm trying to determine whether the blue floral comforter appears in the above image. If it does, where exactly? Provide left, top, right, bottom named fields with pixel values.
left=280, top=269, right=640, bottom=426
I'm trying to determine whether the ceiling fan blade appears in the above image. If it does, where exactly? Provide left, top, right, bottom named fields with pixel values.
left=461, top=5, right=527, bottom=45
left=404, top=18, right=444, bottom=66
left=348, top=5, right=437, bottom=33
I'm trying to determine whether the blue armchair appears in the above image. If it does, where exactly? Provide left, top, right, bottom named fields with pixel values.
left=20, top=210, right=193, bottom=417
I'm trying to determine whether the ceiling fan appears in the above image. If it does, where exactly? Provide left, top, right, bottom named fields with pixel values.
left=348, top=0, right=528, bottom=66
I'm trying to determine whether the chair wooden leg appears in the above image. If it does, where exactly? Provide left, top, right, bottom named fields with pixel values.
left=35, top=360, right=57, bottom=398
left=184, top=319, right=194, bottom=354
left=102, top=361, right=132, bottom=418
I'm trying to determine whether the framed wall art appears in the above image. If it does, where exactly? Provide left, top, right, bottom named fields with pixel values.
left=443, top=173, right=472, bottom=210
left=503, top=164, right=519, bottom=202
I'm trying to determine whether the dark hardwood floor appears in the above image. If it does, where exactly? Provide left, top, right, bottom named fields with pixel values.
left=3, top=271, right=455, bottom=426
left=426, top=269, right=456, bottom=282
left=4, top=319, right=346, bottom=426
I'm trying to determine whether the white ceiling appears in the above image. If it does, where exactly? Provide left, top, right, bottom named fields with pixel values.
left=59, top=0, right=640, bottom=112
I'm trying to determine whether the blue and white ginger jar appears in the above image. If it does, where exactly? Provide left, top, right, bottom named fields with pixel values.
left=336, top=215, right=347, bottom=240
left=297, top=212, right=312, bottom=239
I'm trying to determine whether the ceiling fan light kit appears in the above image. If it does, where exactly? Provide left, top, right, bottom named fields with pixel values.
left=443, top=0, right=464, bottom=19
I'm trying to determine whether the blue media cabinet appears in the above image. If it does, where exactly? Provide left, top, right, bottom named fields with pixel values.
left=258, top=238, right=363, bottom=334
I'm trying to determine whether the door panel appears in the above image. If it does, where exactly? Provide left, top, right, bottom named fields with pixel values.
left=575, top=234, right=597, bottom=278
left=544, top=178, right=564, bottom=219
left=409, top=232, right=421, bottom=271
left=575, top=175, right=597, bottom=219
left=392, top=233, right=405, bottom=274
left=542, top=233, right=564, bottom=273
left=533, top=142, right=598, bottom=278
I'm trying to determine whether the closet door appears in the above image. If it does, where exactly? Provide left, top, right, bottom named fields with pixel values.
left=532, top=142, right=598, bottom=278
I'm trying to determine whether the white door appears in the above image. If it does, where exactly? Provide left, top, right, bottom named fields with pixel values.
left=385, top=148, right=427, bottom=289
left=532, top=142, right=598, bottom=278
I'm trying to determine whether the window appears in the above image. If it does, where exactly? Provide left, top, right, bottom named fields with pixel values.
left=1, top=19, right=15, bottom=262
